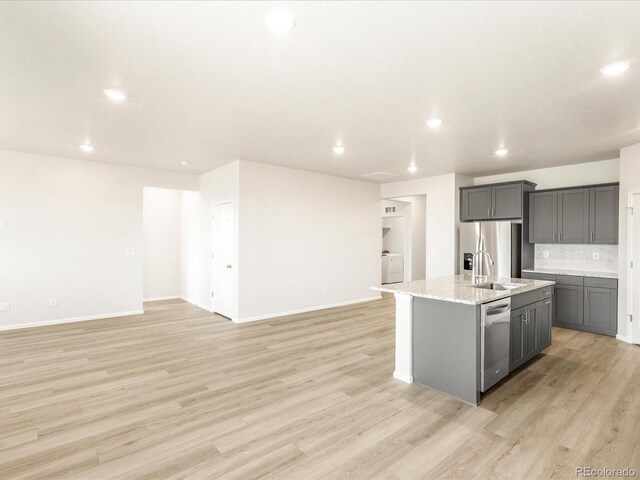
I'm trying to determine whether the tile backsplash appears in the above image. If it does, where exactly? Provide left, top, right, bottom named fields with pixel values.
left=534, top=244, right=618, bottom=273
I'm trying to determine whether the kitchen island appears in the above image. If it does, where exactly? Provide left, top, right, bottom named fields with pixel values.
left=372, top=274, right=555, bottom=405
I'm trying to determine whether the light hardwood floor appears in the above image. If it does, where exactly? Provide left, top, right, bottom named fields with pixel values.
left=1, top=296, right=639, bottom=479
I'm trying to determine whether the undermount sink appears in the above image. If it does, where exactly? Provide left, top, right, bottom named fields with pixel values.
left=472, top=282, right=525, bottom=291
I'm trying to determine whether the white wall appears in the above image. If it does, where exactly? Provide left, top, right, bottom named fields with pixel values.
left=191, top=161, right=240, bottom=317
left=474, top=158, right=620, bottom=189
left=143, top=187, right=181, bottom=300
left=237, top=161, right=380, bottom=321
left=389, top=196, right=427, bottom=281
left=381, top=173, right=473, bottom=279
left=618, top=144, right=640, bottom=339
left=0, top=149, right=198, bottom=329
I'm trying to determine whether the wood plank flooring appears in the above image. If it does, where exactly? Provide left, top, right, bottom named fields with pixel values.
left=1, top=296, right=639, bottom=479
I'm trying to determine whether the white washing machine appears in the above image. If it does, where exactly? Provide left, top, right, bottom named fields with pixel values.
left=381, top=254, right=404, bottom=284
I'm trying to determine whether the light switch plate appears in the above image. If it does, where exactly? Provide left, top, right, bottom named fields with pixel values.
left=543, top=251, right=549, bottom=259
left=126, top=248, right=136, bottom=256
left=50, top=298, right=57, bottom=307
left=0, top=302, right=9, bottom=312
left=0, top=219, right=5, bottom=228
left=593, top=252, right=600, bottom=260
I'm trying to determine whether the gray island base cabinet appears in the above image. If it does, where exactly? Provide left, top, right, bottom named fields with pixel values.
left=412, top=285, right=554, bottom=405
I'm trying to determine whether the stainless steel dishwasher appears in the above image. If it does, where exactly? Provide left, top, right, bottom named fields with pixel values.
left=481, top=298, right=511, bottom=392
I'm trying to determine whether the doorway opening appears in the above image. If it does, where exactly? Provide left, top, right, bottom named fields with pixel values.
left=381, top=195, right=427, bottom=284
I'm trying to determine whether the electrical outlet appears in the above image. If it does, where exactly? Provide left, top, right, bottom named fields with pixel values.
left=126, top=248, right=136, bottom=256
left=50, top=298, right=57, bottom=307
left=593, top=252, right=600, bottom=260
left=543, top=251, right=549, bottom=259
left=0, top=302, right=9, bottom=312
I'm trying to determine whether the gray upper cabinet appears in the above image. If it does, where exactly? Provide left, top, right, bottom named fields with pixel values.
left=461, top=187, right=492, bottom=221
left=460, top=181, right=535, bottom=222
left=492, top=183, right=522, bottom=219
left=558, top=189, right=589, bottom=244
left=529, top=191, right=557, bottom=243
left=589, top=185, right=619, bottom=244
left=528, top=183, right=619, bottom=245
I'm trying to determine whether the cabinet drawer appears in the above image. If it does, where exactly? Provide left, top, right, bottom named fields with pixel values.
left=512, top=290, right=539, bottom=310
left=538, top=285, right=554, bottom=300
left=584, top=277, right=617, bottom=289
left=521, top=272, right=583, bottom=286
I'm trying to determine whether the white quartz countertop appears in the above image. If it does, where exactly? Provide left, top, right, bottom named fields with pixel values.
left=372, top=274, right=555, bottom=306
left=522, top=268, right=618, bottom=279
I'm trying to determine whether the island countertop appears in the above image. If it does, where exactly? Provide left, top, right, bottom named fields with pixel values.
left=371, top=274, right=555, bottom=305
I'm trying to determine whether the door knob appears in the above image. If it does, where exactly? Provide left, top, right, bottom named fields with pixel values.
left=226, top=265, right=232, bottom=269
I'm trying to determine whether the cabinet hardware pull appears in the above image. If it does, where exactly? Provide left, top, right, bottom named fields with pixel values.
left=553, top=233, right=556, bottom=242
left=590, top=232, right=594, bottom=242
left=488, top=208, right=491, bottom=217
left=544, top=300, right=551, bottom=305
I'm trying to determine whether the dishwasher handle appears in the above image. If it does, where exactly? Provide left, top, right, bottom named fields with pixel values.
left=486, top=304, right=510, bottom=316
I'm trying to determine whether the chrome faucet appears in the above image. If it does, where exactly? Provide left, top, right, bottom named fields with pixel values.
left=472, top=250, right=495, bottom=284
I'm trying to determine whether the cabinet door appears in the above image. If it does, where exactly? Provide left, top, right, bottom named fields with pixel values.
left=555, top=285, right=584, bottom=327
left=524, top=306, right=538, bottom=360
left=510, top=307, right=526, bottom=370
left=537, top=299, right=552, bottom=350
left=584, top=287, right=617, bottom=336
left=557, top=189, right=589, bottom=244
left=529, top=191, right=558, bottom=243
left=492, top=184, right=522, bottom=219
left=461, top=187, right=492, bottom=221
left=589, top=185, right=619, bottom=245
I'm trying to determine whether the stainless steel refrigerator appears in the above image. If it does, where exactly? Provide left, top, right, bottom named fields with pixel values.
left=459, top=222, right=522, bottom=279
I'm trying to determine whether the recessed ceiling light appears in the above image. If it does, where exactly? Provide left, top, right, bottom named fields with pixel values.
left=181, top=161, right=190, bottom=166
left=333, top=145, right=345, bottom=155
left=600, top=61, right=630, bottom=76
left=495, top=148, right=509, bottom=157
left=426, top=118, right=443, bottom=129
left=103, top=88, right=127, bottom=101
left=408, top=165, right=418, bottom=173
left=79, top=144, right=94, bottom=153
left=265, top=10, right=296, bottom=34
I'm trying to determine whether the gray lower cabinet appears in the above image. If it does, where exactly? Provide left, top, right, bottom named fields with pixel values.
left=584, top=287, right=617, bottom=335
left=510, top=290, right=553, bottom=372
left=555, top=284, right=584, bottom=328
left=522, top=272, right=618, bottom=336
left=537, top=298, right=552, bottom=349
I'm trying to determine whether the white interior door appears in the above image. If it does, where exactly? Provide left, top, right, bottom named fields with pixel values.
left=212, top=202, right=234, bottom=319
left=631, top=194, right=640, bottom=344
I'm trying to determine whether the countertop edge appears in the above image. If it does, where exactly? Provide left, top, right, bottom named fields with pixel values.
left=371, top=279, right=555, bottom=306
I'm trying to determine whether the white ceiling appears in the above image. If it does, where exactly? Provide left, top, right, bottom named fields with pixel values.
left=1, top=1, right=640, bottom=182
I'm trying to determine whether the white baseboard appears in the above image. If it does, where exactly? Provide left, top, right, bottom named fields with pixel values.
left=179, top=296, right=214, bottom=313
left=143, top=295, right=181, bottom=302
left=235, top=295, right=382, bottom=324
left=616, top=333, right=632, bottom=344
left=393, top=370, right=413, bottom=383
left=0, top=309, right=145, bottom=332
